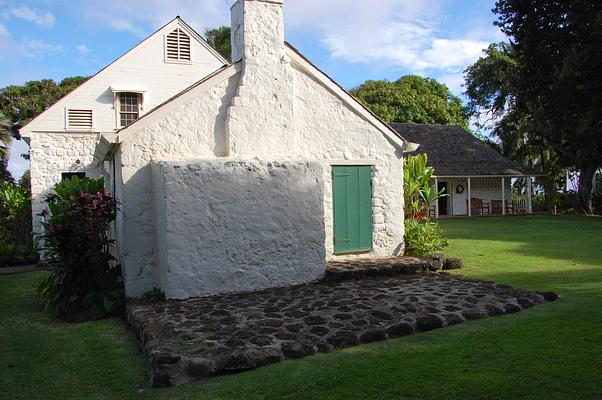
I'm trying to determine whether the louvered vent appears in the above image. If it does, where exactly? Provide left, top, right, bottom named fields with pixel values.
left=67, top=109, right=93, bottom=129
left=166, top=28, right=191, bottom=61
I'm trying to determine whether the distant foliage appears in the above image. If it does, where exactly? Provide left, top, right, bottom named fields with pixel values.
left=351, top=75, right=469, bottom=129
left=39, top=176, right=123, bottom=320
left=205, top=26, right=231, bottom=62
left=403, top=154, right=448, bottom=257
left=0, top=77, right=88, bottom=140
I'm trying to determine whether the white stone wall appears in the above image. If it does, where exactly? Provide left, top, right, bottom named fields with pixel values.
left=290, top=62, right=405, bottom=258
left=29, top=133, right=102, bottom=235
left=153, top=159, right=326, bottom=299
left=226, top=1, right=405, bottom=259
left=25, top=18, right=226, bottom=242
left=116, top=73, right=239, bottom=297
left=114, top=0, right=406, bottom=298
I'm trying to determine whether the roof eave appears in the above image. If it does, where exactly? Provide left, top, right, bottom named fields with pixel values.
left=284, top=42, right=408, bottom=150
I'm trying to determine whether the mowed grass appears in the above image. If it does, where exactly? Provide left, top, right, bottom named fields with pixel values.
left=1, top=215, right=601, bottom=400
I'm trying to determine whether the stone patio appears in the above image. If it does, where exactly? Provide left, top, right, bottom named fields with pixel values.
left=127, top=262, right=556, bottom=387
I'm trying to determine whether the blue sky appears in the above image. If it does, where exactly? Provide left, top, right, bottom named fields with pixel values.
left=1, top=0, right=505, bottom=179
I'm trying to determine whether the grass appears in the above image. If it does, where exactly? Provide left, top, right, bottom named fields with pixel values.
left=1, top=215, right=601, bottom=399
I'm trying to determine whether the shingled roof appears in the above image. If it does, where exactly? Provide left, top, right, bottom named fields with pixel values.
left=391, top=123, right=542, bottom=177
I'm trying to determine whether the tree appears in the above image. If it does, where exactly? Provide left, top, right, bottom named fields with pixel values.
left=205, top=26, right=231, bottom=62
left=466, top=0, right=602, bottom=213
left=0, top=113, right=13, bottom=183
left=351, top=75, right=469, bottom=129
left=465, top=43, right=566, bottom=210
left=0, top=76, right=88, bottom=140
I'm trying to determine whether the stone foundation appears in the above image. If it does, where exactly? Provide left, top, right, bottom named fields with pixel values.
left=127, top=272, right=555, bottom=387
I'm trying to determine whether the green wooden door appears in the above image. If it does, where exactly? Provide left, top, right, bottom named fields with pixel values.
left=332, top=165, right=373, bottom=254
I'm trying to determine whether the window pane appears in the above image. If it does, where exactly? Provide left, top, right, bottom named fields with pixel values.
left=119, top=92, right=140, bottom=127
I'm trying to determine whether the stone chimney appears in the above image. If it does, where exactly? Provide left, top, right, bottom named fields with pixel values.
left=231, top=0, right=286, bottom=66
left=226, top=0, right=296, bottom=157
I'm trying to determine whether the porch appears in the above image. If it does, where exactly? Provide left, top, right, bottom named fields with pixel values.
left=431, top=176, right=535, bottom=218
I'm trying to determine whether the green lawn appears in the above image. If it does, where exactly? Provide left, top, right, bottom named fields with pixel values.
left=1, top=215, right=601, bottom=400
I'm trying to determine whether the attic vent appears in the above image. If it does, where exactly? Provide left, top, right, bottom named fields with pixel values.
left=66, top=109, right=93, bottom=129
left=165, top=28, right=191, bottom=61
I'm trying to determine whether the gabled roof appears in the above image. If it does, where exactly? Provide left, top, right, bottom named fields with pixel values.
left=20, top=16, right=228, bottom=137
left=116, top=63, right=238, bottom=140
left=116, top=42, right=415, bottom=152
left=391, top=123, right=543, bottom=177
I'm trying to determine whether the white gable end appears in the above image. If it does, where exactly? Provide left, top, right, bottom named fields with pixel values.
left=21, top=18, right=227, bottom=136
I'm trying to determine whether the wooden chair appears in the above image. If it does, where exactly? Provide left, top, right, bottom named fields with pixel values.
left=470, top=198, right=489, bottom=216
left=491, top=200, right=503, bottom=215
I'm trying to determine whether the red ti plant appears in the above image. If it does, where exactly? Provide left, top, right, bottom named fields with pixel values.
left=38, top=176, right=122, bottom=320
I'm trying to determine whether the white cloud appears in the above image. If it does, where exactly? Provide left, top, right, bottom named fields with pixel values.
left=75, top=0, right=498, bottom=96
left=19, top=39, right=63, bottom=58
left=6, top=6, right=55, bottom=28
left=285, top=0, right=499, bottom=95
left=76, top=44, right=91, bottom=55
left=0, top=22, right=9, bottom=51
left=82, top=0, right=230, bottom=37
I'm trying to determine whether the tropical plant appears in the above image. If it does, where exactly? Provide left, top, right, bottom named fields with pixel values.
left=38, top=176, right=123, bottom=320
left=0, top=112, right=10, bottom=158
left=403, top=154, right=446, bottom=218
left=0, top=113, right=12, bottom=183
left=0, top=182, right=32, bottom=246
left=403, top=154, right=448, bottom=257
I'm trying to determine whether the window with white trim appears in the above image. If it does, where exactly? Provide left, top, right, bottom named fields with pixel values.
left=66, top=108, right=93, bottom=130
left=165, top=28, right=191, bottom=61
left=118, top=92, right=141, bottom=127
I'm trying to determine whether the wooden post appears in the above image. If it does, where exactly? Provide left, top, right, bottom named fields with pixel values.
left=467, top=177, right=471, bottom=217
left=527, top=176, right=533, bottom=214
left=501, top=177, right=506, bottom=216
left=434, top=178, right=439, bottom=219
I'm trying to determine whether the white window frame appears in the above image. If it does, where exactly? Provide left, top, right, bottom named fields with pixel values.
left=164, top=27, right=192, bottom=64
left=64, top=107, right=96, bottom=131
left=114, top=92, right=143, bottom=129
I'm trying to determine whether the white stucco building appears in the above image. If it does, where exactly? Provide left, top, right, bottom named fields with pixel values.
left=21, top=0, right=417, bottom=299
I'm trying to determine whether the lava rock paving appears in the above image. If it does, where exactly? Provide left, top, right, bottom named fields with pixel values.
left=127, top=273, right=555, bottom=387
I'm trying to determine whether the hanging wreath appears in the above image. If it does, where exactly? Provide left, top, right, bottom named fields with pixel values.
left=456, top=184, right=465, bottom=194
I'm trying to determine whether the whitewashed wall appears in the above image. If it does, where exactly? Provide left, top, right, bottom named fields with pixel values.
left=114, top=0, right=406, bottom=298
left=29, top=133, right=101, bottom=235
left=153, top=159, right=325, bottom=299
left=24, top=19, right=226, bottom=236
left=116, top=72, right=239, bottom=297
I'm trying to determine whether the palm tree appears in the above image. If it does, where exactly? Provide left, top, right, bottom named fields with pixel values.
left=0, top=113, right=11, bottom=158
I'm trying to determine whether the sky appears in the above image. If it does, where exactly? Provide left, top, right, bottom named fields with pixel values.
left=1, top=0, right=506, bottom=179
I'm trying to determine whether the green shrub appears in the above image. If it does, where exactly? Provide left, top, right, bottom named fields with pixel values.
left=404, top=218, right=449, bottom=257
left=0, top=182, right=33, bottom=246
left=0, top=243, right=39, bottom=267
left=38, top=176, right=123, bottom=320
left=403, top=154, right=448, bottom=257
